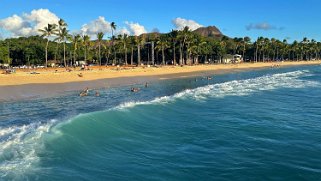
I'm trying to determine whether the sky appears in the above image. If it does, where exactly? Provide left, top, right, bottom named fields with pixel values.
left=1, top=0, right=321, bottom=42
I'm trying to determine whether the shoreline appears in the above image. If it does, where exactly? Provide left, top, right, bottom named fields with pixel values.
left=0, top=61, right=320, bottom=102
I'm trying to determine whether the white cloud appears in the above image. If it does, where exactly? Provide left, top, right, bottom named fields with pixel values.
left=172, top=17, right=203, bottom=31
left=0, top=9, right=59, bottom=37
left=81, top=16, right=112, bottom=38
left=117, top=28, right=131, bottom=36
left=125, top=21, right=147, bottom=36
left=80, top=17, right=145, bottom=38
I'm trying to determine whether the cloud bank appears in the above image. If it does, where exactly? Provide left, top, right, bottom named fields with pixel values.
left=81, top=17, right=147, bottom=38
left=80, top=16, right=112, bottom=38
left=0, top=9, right=59, bottom=37
left=246, top=22, right=283, bottom=31
left=0, top=9, right=148, bottom=38
left=125, top=21, right=147, bottom=36
left=172, top=17, right=203, bottom=31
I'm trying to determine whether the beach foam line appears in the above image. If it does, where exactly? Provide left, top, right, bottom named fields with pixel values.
left=0, top=119, right=57, bottom=179
left=112, top=70, right=319, bottom=110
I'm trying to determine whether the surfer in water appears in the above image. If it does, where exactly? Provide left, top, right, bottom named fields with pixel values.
left=131, top=87, right=140, bottom=92
left=79, top=87, right=89, bottom=96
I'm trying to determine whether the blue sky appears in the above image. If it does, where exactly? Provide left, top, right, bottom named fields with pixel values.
left=1, top=0, right=321, bottom=42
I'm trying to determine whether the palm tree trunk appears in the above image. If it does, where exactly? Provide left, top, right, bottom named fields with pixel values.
left=255, top=44, right=258, bottom=62
left=151, top=41, right=155, bottom=65
left=242, top=44, right=245, bottom=62
left=55, top=42, right=59, bottom=62
left=162, top=47, right=165, bottom=65
left=125, top=47, right=128, bottom=65
left=73, top=49, right=76, bottom=66
left=179, top=42, right=183, bottom=65
left=84, top=47, right=87, bottom=63
left=63, top=42, right=66, bottom=67
left=131, top=47, right=134, bottom=65
left=173, top=41, right=176, bottom=65
left=45, top=39, right=49, bottom=67
left=137, top=44, right=141, bottom=66
left=99, top=44, right=101, bottom=66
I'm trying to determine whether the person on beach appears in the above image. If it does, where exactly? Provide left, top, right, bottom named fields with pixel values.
left=145, top=82, right=149, bottom=88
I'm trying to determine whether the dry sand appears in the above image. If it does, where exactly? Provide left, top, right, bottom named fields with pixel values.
left=0, top=61, right=320, bottom=102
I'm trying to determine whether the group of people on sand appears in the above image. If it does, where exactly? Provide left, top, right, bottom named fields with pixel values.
left=79, top=87, right=100, bottom=97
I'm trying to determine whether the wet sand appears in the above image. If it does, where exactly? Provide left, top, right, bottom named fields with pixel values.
left=0, top=61, right=320, bottom=102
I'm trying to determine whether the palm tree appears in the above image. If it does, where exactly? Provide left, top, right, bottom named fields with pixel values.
left=169, top=30, right=178, bottom=65
left=55, top=19, right=67, bottom=62
left=177, top=26, right=191, bottom=65
left=82, top=35, right=90, bottom=64
left=156, top=34, right=170, bottom=65
left=120, top=34, right=128, bottom=65
left=110, top=22, right=117, bottom=65
left=136, top=35, right=146, bottom=66
left=97, top=32, right=104, bottom=66
left=189, top=35, right=207, bottom=65
left=38, top=23, right=57, bottom=67
left=255, top=37, right=264, bottom=62
left=241, top=36, right=251, bottom=61
left=55, top=27, right=70, bottom=67
left=129, top=36, right=136, bottom=65
left=70, top=34, right=81, bottom=65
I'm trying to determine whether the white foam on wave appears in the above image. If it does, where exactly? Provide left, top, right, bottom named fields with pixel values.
left=113, top=70, right=319, bottom=110
left=0, top=119, right=57, bottom=179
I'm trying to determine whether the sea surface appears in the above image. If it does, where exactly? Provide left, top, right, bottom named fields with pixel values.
left=1, top=65, right=321, bottom=180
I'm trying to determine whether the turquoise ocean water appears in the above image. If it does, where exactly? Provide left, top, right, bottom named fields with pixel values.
left=1, top=65, right=321, bottom=180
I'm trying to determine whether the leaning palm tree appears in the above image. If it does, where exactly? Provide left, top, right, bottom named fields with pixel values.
left=97, top=32, right=104, bottom=66
left=38, top=23, right=57, bottom=67
left=110, top=22, right=117, bottom=65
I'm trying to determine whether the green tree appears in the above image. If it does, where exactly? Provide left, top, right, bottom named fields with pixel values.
left=82, top=35, right=91, bottom=64
left=156, top=34, right=170, bottom=65
left=169, top=30, right=178, bottom=65
left=69, top=34, right=81, bottom=65
left=97, top=32, right=104, bottom=66
left=136, top=35, right=146, bottom=66
left=38, top=23, right=57, bottom=67
left=55, top=27, right=70, bottom=67
left=55, top=19, right=67, bottom=62
left=120, top=34, right=129, bottom=65
left=110, top=22, right=117, bottom=65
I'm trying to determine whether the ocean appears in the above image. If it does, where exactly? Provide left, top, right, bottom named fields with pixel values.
left=1, top=65, right=321, bottom=180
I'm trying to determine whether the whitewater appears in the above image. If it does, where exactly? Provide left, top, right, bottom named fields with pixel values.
left=1, top=65, right=321, bottom=180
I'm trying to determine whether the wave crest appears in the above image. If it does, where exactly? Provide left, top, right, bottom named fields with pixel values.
left=114, top=70, right=319, bottom=109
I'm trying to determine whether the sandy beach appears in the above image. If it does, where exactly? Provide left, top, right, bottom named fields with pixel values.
left=0, top=61, right=320, bottom=102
